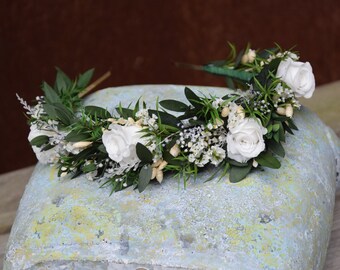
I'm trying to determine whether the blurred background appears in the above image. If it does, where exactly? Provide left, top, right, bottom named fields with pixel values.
left=1, top=0, right=340, bottom=174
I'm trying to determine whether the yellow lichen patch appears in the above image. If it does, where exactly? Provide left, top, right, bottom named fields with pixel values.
left=49, top=166, right=57, bottom=181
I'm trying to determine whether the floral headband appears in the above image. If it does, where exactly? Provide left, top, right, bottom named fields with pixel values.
left=18, top=44, right=315, bottom=193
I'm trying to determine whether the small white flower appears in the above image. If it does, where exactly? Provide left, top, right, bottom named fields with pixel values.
left=276, top=57, right=315, bottom=98
left=209, top=145, right=226, bottom=166
left=227, top=118, right=267, bottom=163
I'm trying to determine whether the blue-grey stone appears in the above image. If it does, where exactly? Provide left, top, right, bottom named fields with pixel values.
left=4, top=85, right=340, bottom=270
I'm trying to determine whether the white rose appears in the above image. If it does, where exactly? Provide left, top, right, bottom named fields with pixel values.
left=28, top=124, right=61, bottom=164
left=226, top=118, right=267, bottom=163
left=102, top=124, right=146, bottom=167
left=276, top=58, right=315, bottom=98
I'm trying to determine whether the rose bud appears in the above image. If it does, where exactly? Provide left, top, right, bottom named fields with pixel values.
left=73, top=141, right=93, bottom=148
left=221, top=107, right=230, bottom=118
left=285, top=104, right=293, bottom=118
left=276, top=107, right=286, bottom=116
left=170, top=144, right=181, bottom=157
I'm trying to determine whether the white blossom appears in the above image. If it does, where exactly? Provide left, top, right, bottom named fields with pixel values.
left=227, top=118, right=267, bottom=163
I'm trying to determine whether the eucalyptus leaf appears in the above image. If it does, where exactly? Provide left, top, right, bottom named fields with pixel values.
left=136, top=143, right=153, bottom=164
left=30, top=135, right=49, bottom=147
left=65, top=131, right=91, bottom=142
left=228, top=159, right=250, bottom=167
left=43, top=103, right=58, bottom=119
left=267, top=140, right=285, bottom=158
left=148, top=109, right=180, bottom=128
left=54, top=104, right=74, bottom=126
left=41, top=144, right=56, bottom=152
left=229, top=163, right=252, bottom=183
left=256, top=152, right=281, bottom=169
left=116, top=106, right=134, bottom=118
left=85, top=106, right=112, bottom=119
left=98, top=144, right=107, bottom=153
left=272, top=123, right=280, bottom=132
left=184, top=87, right=203, bottom=109
left=138, top=165, right=152, bottom=192
left=159, top=99, right=189, bottom=112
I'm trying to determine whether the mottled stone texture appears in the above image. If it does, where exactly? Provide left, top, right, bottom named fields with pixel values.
left=4, top=86, right=340, bottom=270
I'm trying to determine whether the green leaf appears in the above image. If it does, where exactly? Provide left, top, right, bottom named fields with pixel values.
left=272, top=123, right=280, bottom=132
left=65, top=131, right=91, bottom=142
left=136, top=143, right=153, bottom=164
left=82, top=163, right=97, bottom=173
left=43, top=103, right=58, bottom=119
left=202, top=64, right=254, bottom=82
left=85, top=106, right=111, bottom=119
left=56, top=67, right=72, bottom=89
left=229, top=163, right=252, bottom=183
left=30, top=135, right=49, bottom=147
left=41, top=144, right=55, bottom=152
left=256, top=152, right=281, bottom=169
left=287, top=119, right=298, bottom=130
left=138, top=165, right=152, bottom=192
left=257, top=47, right=279, bottom=59
left=159, top=99, right=189, bottom=112
left=41, top=82, right=62, bottom=104
left=98, top=144, right=107, bottom=153
left=228, top=159, right=250, bottom=167
left=267, top=140, right=285, bottom=158
left=163, top=151, right=183, bottom=166
left=54, top=103, right=74, bottom=126
left=148, top=109, right=180, bottom=128
left=184, top=87, right=203, bottom=109
left=77, top=68, right=94, bottom=88
left=116, top=106, right=134, bottom=118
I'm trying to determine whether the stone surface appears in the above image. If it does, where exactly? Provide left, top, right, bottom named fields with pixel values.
left=4, top=85, right=340, bottom=269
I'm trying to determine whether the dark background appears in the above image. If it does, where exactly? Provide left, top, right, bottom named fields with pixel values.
left=1, top=0, right=340, bottom=174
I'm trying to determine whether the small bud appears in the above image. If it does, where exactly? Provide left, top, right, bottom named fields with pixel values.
left=158, top=160, right=168, bottom=170
left=215, top=118, right=224, bottom=127
left=236, top=106, right=245, bottom=119
left=152, top=159, right=162, bottom=168
left=247, top=49, right=256, bottom=63
left=135, top=119, right=143, bottom=126
left=107, top=118, right=116, bottom=123
left=151, top=168, right=157, bottom=179
left=285, top=104, right=293, bottom=118
left=73, top=141, right=92, bottom=148
left=127, top=117, right=135, bottom=125
left=276, top=107, right=286, bottom=116
left=241, top=54, right=249, bottom=65
left=60, top=172, right=68, bottom=177
left=156, top=170, right=164, bottom=183
left=241, top=49, right=256, bottom=64
left=252, top=160, right=258, bottom=168
left=170, top=144, right=181, bottom=157
left=221, top=107, right=230, bottom=118
left=117, top=118, right=128, bottom=125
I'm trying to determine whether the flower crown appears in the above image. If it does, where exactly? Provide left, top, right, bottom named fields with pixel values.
left=18, top=44, right=315, bottom=193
